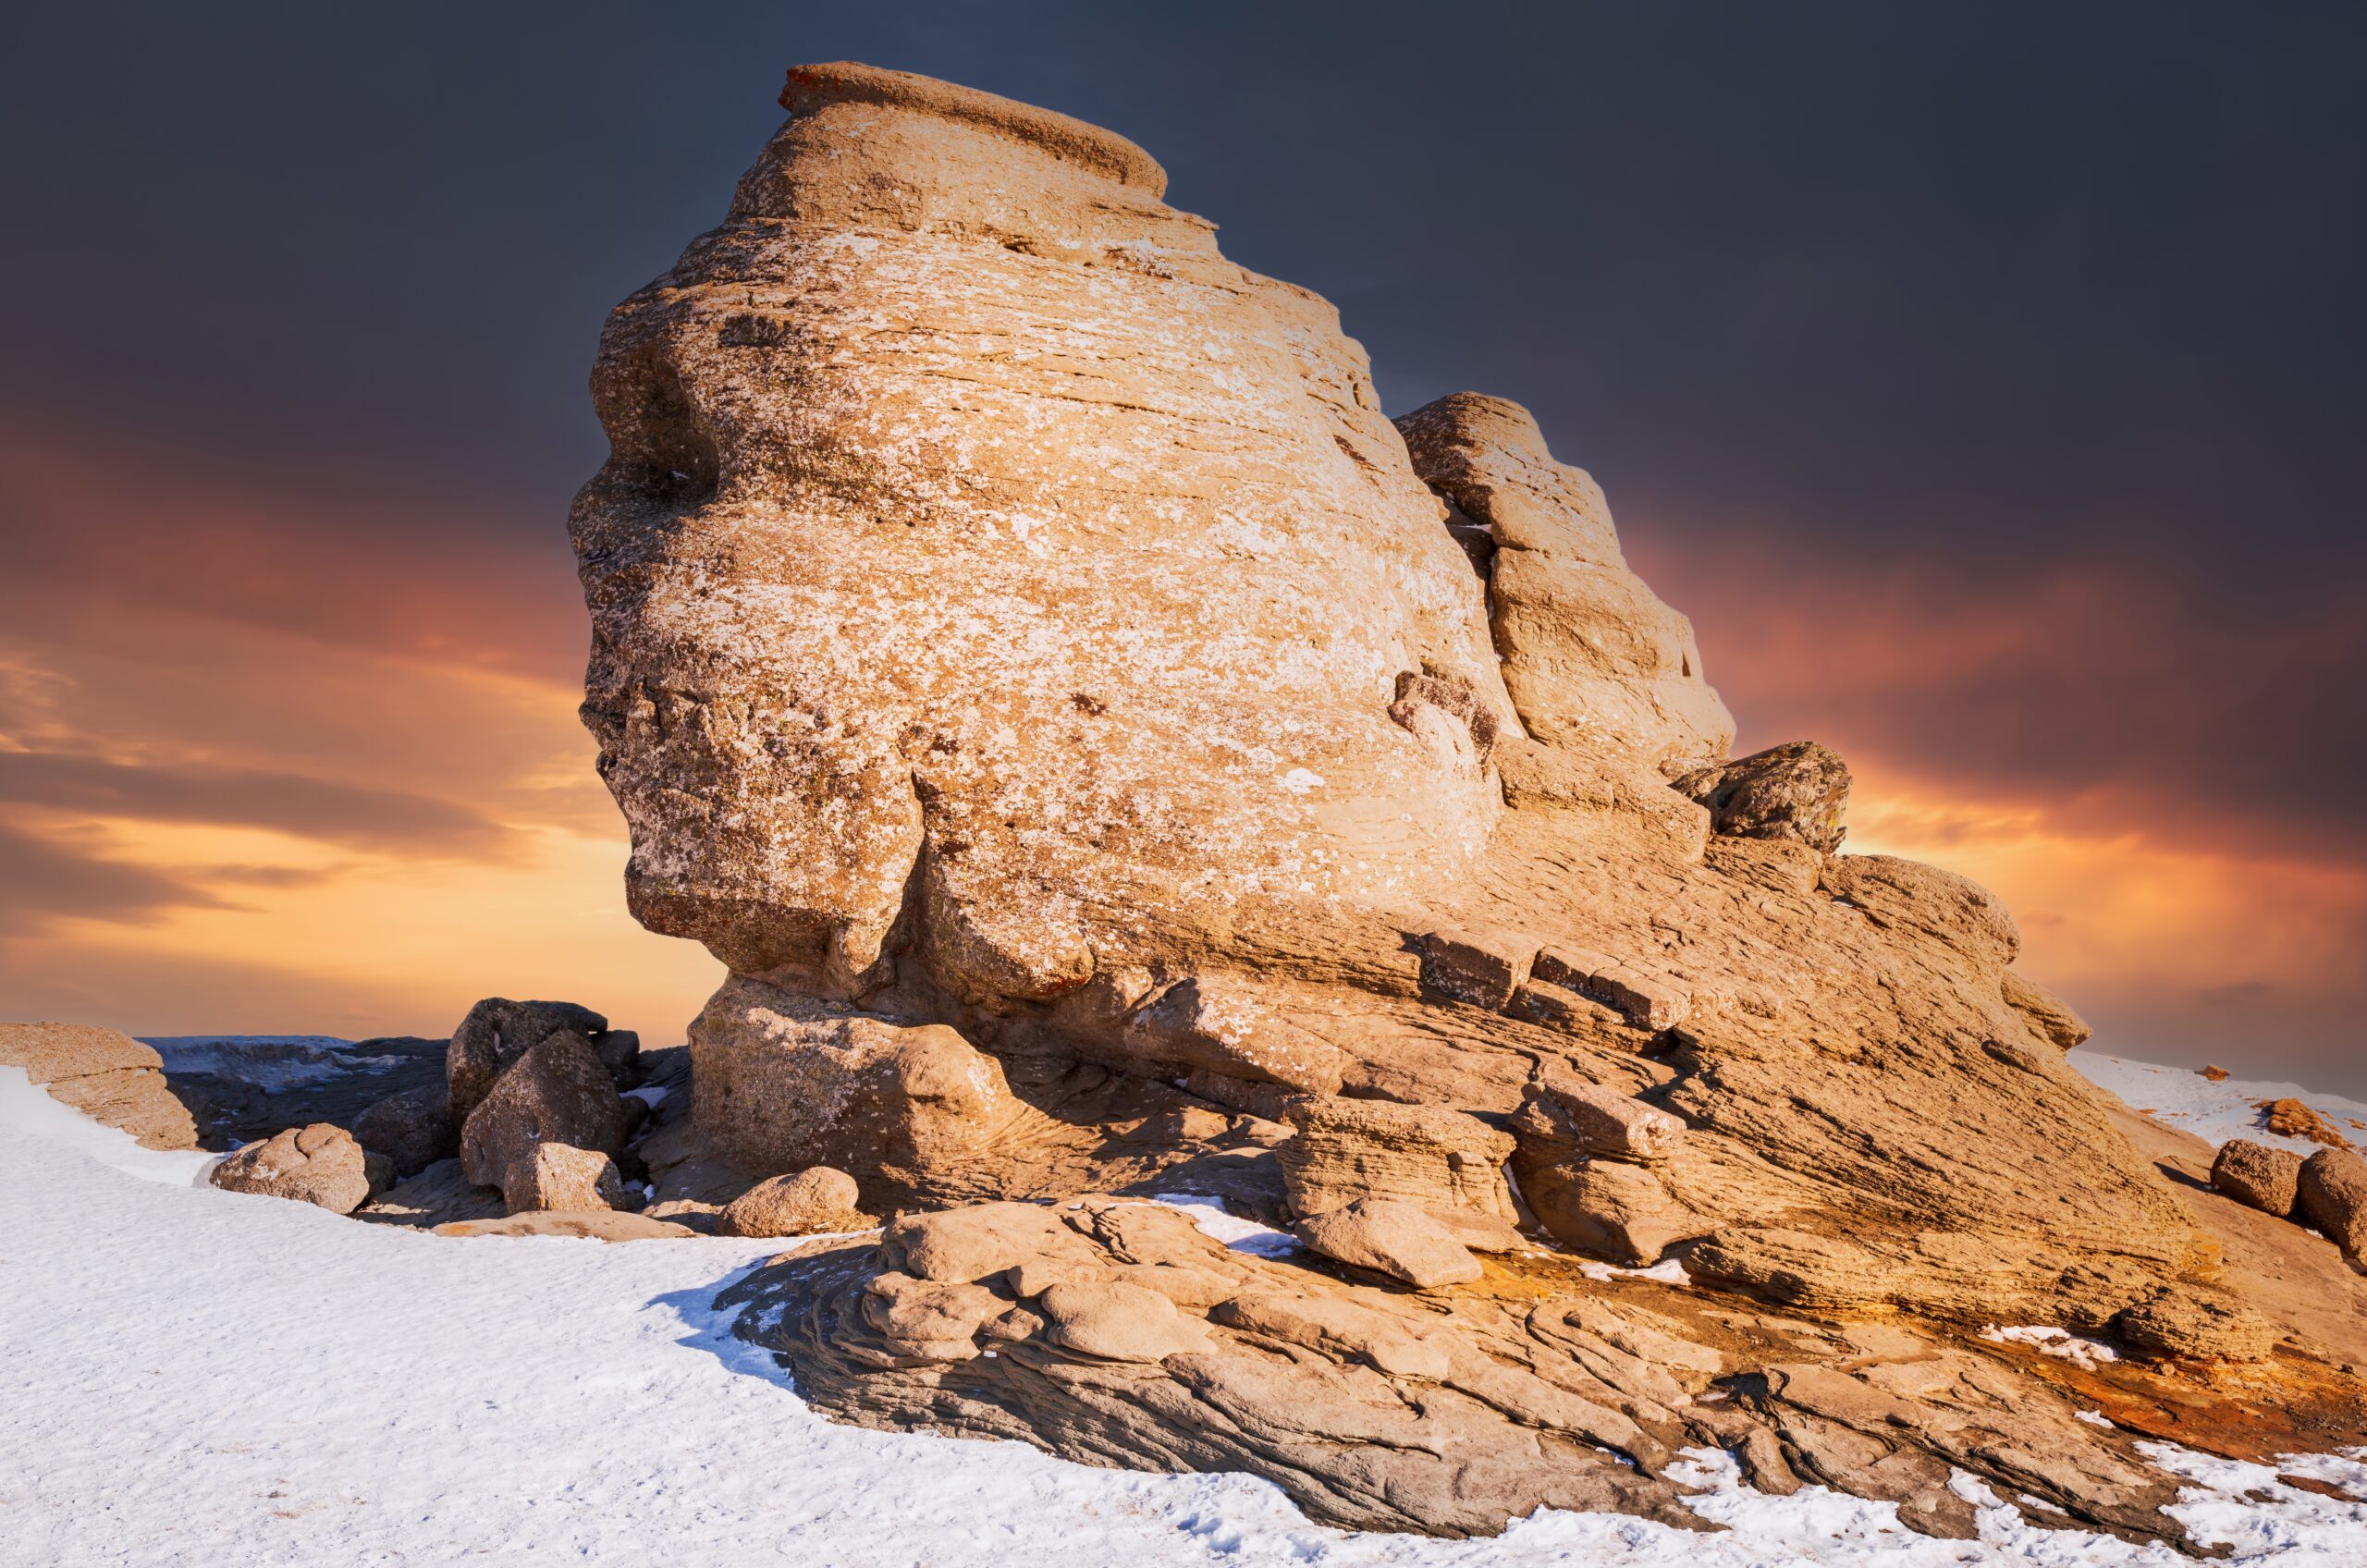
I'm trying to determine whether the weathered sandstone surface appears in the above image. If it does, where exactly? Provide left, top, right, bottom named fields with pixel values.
left=548, top=61, right=2367, bottom=1542
left=0, top=1022, right=199, bottom=1150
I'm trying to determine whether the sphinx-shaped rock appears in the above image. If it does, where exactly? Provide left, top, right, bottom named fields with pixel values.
left=559, top=62, right=2357, bottom=1537
left=572, top=61, right=1517, bottom=1003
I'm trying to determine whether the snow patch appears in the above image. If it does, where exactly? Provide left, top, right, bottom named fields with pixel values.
left=1980, top=1324, right=2121, bottom=1369
left=1149, top=1192, right=1301, bottom=1258
left=0, top=1065, right=219, bottom=1187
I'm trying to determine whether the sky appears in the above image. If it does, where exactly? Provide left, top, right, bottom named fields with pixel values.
left=0, top=3, right=2360, bottom=1089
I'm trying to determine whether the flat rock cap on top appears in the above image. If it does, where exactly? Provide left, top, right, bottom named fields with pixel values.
left=780, top=61, right=1168, bottom=198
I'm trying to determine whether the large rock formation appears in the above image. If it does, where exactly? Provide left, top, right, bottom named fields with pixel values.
left=569, top=62, right=2366, bottom=1541
left=0, top=1023, right=199, bottom=1150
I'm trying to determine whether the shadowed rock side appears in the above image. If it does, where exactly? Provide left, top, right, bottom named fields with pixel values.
left=570, top=62, right=2367, bottom=1542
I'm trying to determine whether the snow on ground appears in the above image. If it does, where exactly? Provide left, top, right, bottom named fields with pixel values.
left=5, top=1060, right=2366, bottom=1567
left=1977, top=1324, right=2120, bottom=1370
left=2073, top=1054, right=2367, bottom=1156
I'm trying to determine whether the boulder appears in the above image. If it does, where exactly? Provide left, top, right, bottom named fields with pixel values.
left=1279, top=1096, right=1516, bottom=1227
left=445, top=998, right=616, bottom=1123
left=351, top=1081, right=456, bottom=1177
left=688, top=977, right=1019, bottom=1194
left=2001, top=972, right=2092, bottom=1051
left=210, top=1122, right=374, bottom=1213
left=457, top=1029, right=632, bottom=1193
left=718, top=1167, right=871, bottom=1238
left=503, top=1142, right=626, bottom=1214
left=2210, top=1139, right=2303, bottom=1218
left=1673, top=741, right=1851, bottom=855
left=1294, top=1197, right=1482, bottom=1290
left=0, top=1022, right=198, bottom=1150
left=2297, top=1148, right=2367, bottom=1268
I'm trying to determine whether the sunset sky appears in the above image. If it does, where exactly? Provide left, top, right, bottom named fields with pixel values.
left=3, top=5, right=2361, bottom=1091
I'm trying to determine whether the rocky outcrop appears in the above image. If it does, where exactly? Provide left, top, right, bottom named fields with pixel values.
left=563, top=61, right=2366, bottom=1545
left=1393, top=391, right=1733, bottom=768
left=2263, top=1097, right=2354, bottom=1149
left=0, top=1022, right=199, bottom=1150
left=2112, top=1286, right=2280, bottom=1363
left=1674, top=741, right=1851, bottom=854
left=2002, top=971, right=2093, bottom=1051
left=728, top=1196, right=2222, bottom=1545
left=1511, top=1072, right=1700, bottom=1265
left=210, top=1123, right=378, bottom=1213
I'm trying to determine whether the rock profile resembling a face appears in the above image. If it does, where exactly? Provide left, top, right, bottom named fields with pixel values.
left=561, top=62, right=2361, bottom=1543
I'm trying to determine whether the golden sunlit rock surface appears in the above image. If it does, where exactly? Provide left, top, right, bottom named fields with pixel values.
left=561, top=61, right=2367, bottom=1542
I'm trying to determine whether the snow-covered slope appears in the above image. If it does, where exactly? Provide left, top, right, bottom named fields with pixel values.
left=2074, top=1054, right=2367, bottom=1156
left=2, top=1060, right=2362, bottom=1567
